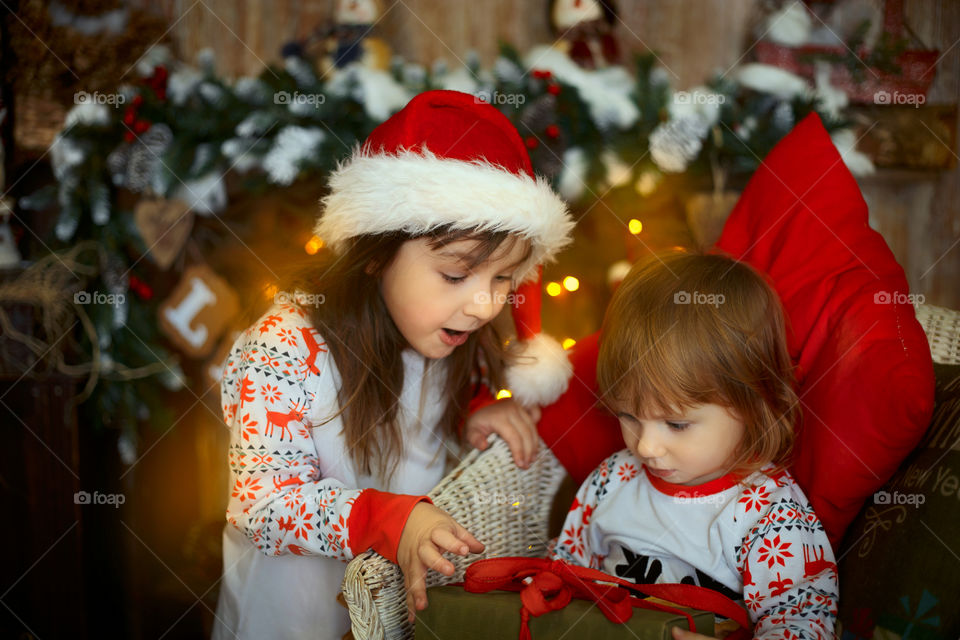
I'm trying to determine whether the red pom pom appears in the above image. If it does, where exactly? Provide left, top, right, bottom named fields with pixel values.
left=525, top=136, right=539, bottom=150
left=545, top=124, right=560, bottom=139
left=547, top=84, right=561, bottom=96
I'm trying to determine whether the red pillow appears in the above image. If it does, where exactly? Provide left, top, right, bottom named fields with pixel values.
left=540, top=113, right=935, bottom=549
left=715, top=113, right=934, bottom=547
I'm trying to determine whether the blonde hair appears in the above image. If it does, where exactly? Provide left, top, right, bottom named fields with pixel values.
left=598, top=251, right=798, bottom=477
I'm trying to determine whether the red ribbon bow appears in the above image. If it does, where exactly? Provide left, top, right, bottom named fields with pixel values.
left=463, top=557, right=751, bottom=640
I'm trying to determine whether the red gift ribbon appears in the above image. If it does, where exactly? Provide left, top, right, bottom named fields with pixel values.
left=463, top=557, right=752, bottom=640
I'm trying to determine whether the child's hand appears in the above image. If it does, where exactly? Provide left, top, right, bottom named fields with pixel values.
left=465, top=397, right=541, bottom=469
left=397, top=502, right=485, bottom=623
left=672, top=627, right=721, bottom=640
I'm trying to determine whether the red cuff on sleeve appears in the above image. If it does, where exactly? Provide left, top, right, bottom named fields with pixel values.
left=347, top=489, right=432, bottom=563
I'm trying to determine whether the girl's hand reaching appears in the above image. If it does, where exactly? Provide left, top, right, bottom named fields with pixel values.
left=397, top=502, right=485, bottom=622
left=465, top=397, right=541, bottom=469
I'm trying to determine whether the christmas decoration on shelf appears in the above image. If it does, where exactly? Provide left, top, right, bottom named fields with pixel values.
left=548, top=0, right=621, bottom=69
left=754, top=0, right=939, bottom=104
left=25, top=32, right=863, bottom=442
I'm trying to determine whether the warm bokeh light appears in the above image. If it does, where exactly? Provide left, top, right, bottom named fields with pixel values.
left=304, top=235, right=325, bottom=254
left=628, top=219, right=643, bottom=234
left=562, top=338, right=576, bottom=350
left=496, top=389, right=512, bottom=399
left=562, top=276, right=579, bottom=292
left=264, top=283, right=279, bottom=299
left=546, top=281, right=562, bottom=296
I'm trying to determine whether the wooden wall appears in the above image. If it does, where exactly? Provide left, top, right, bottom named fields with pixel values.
left=131, top=0, right=959, bottom=309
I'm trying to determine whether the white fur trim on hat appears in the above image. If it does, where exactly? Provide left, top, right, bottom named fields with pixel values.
left=506, top=333, right=573, bottom=407
left=315, top=146, right=574, bottom=283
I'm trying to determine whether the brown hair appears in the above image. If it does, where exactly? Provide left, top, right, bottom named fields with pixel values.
left=279, top=226, right=529, bottom=482
left=597, top=250, right=798, bottom=477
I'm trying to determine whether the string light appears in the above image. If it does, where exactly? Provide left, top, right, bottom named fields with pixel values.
left=562, top=338, right=576, bottom=350
left=546, top=282, right=562, bottom=297
left=496, top=389, right=512, bottom=399
left=304, top=235, right=325, bottom=255
left=628, top=219, right=643, bottom=235
left=562, top=276, right=579, bottom=292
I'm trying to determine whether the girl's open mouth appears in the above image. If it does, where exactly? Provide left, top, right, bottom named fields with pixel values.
left=440, top=328, right=471, bottom=346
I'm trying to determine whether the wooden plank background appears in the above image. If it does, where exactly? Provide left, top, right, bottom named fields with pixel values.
left=127, top=0, right=959, bottom=310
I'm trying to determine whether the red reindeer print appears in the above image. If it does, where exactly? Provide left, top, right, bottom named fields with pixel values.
left=265, top=400, right=307, bottom=441
left=273, top=474, right=303, bottom=492
left=298, top=327, right=328, bottom=375
left=802, top=544, right=837, bottom=578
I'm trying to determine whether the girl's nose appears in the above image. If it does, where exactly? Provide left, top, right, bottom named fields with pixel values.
left=635, top=429, right=666, bottom=459
left=463, top=289, right=497, bottom=322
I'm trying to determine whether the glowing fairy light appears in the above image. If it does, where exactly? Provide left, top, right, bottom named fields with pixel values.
left=304, top=235, right=325, bottom=255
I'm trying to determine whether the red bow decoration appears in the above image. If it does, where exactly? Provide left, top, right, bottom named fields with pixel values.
left=463, top=557, right=752, bottom=640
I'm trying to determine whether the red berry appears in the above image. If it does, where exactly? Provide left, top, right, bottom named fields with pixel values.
left=154, top=65, right=168, bottom=81
left=122, top=109, right=136, bottom=125
left=124, top=130, right=136, bottom=143
left=525, top=136, right=539, bottom=149
left=547, top=83, right=561, bottom=96
left=532, top=69, right=553, bottom=80
left=132, top=94, right=144, bottom=107
left=545, top=124, right=560, bottom=139
left=133, top=119, right=151, bottom=134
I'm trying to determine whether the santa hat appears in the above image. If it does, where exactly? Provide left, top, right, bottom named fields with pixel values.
left=315, top=89, right=575, bottom=406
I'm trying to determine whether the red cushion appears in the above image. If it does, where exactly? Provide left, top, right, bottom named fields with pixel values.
left=538, top=331, right=621, bottom=484
left=715, top=113, right=934, bottom=548
left=539, top=113, right=935, bottom=550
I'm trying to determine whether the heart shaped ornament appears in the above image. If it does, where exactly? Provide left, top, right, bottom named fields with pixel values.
left=134, top=197, right=194, bottom=270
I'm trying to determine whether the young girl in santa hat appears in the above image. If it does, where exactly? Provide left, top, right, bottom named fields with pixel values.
left=551, top=251, right=838, bottom=638
left=213, top=90, right=574, bottom=640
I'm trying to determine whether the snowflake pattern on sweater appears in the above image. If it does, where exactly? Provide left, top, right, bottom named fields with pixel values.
left=551, top=450, right=838, bottom=639
left=222, top=304, right=360, bottom=560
